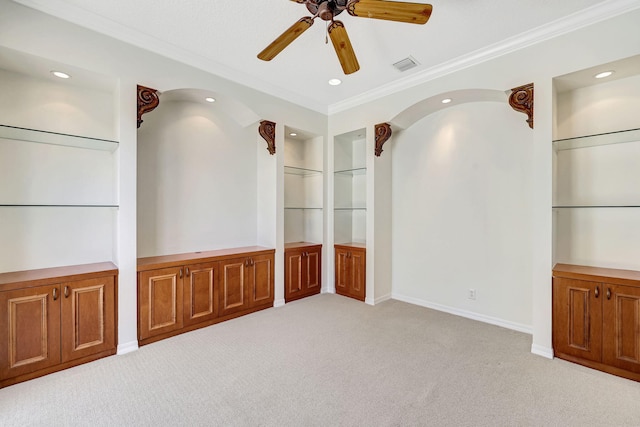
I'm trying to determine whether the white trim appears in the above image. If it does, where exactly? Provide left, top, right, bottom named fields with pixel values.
left=273, top=298, right=285, bottom=308
left=374, top=293, right=392, bottom=305
left=12, top=0, right=328, bottom=114
left=392, top=293, right=533, bottom=334
left=117, top=341, right=138, bottom=355
left=13, top=0, right=640, bottom=114
left=328, top=0, right=640, bottom=114
left=365, top=297, right=375, bottom=306
left=531, top=344, right=554, bottom=359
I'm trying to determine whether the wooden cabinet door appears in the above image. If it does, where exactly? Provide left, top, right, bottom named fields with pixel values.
left=552, top=277, right=602, bottom=362
left=219, top=257, right=249, bottom=317
left=0, top=285, right=61, bottom=380
left=138, top=267, right=184, bottom=340
left=335, top=247, right=350, bottom=297
left=349, top=248, right=366, bottom=301
left=603, top=284, right=640, bottom=373
left=305, top=247, right=321, bottom=294
left=285, top=249, right=304, bottom=302
left=183, top=262, right=218, bottom=327
left=61, top=276, right=116, bottom=363
left=249, top=253, right=274, bottom=308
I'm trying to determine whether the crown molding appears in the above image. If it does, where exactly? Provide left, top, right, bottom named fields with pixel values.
left=328, top=0, right=640, bottom=114
left=12, top=0, right=329, bottom=114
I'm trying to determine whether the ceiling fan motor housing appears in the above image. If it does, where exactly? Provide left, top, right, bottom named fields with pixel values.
left=306, top=0, right=348, bottom=20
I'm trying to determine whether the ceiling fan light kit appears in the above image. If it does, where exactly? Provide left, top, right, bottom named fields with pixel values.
left=258, top=0, right=433, bottom=75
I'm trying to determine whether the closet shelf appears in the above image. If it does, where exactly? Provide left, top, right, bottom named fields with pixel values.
left=335, top=167, right=366, bottom=176
left=0, top=124, right=119, bottom=151
left=284, top=166, right=323, bottom=176
left=553, top=128, right=640, bottom=151
left=335, top=207, right=367, bottom=211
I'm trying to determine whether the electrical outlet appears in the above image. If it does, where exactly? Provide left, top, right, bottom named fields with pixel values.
left=468, top=289, right=476, bottom=300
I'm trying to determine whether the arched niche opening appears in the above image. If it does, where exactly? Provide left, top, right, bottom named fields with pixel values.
left=136, top=88, right=264, bottom=258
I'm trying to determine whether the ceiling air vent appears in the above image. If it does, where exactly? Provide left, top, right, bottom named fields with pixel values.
left=393, top=56, right=419, bottom=72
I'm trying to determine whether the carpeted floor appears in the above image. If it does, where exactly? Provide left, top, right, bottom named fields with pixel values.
left=1, top=294, right=639, bottom=426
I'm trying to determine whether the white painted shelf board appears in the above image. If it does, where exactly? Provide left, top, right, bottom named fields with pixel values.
left=0, top=124, right=119, bottom=151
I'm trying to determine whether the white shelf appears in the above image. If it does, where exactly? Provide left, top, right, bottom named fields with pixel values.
left=553, top=128, right=640, bottom=151
left=553, top=205, right=640, bottom=209
left=284, top=207, right=323, bottom=210
left=284, top=166, right=322, bottom=176
left=0, top=124, right=119, bottom=152
left=0, top=204, right=118, bottom=208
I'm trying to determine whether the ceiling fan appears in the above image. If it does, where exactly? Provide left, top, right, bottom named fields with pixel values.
left=258, top=0, right=433, bottom=75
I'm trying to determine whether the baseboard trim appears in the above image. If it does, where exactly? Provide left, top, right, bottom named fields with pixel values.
left=531, top=344, right=554, bottom=359
left=117, top=341, right=139, bottom=355
left=273, top=298, right=285, bottom=308
left=374, top=293, right=392, bottom=305
left=391, top=293, right=532, bottom=334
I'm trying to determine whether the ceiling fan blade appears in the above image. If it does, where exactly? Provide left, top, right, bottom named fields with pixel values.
left=258, top=17, right=314, bottom=61
left=328, top=20, right=360, bottom=75
left=347, top=0, right=433, bottom=24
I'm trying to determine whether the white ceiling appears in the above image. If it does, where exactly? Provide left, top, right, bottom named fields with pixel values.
left=10, top=0, right=639, bottom=112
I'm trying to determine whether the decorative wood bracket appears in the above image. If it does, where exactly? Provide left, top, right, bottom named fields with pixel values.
left=259, top=120, right=276, bottom=155
left=374, top=123, right=393, bottom=157
left=137, top=85, right=160, bottom=129
left=509, top=83, right=534, bottom=129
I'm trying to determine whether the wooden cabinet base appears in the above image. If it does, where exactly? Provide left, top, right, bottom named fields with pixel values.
left=335, top=243, right=366, bottom=301
left=138, top=301, right=273, bottom=346
left=137, top=247, right=275, bottom=346
left=0, top=262, right=118, bottom=388
left=553, top=263, right=640, bottom=383
left=1, top=348, right=116, bottom=388
left=284, top=242, right=322, bottom=303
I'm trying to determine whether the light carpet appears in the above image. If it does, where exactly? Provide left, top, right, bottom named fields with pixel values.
left=1, top=294, right=639, bottom=426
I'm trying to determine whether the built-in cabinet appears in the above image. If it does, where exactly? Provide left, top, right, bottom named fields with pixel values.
left=284, top=128, right=324, bottom=300
left=284, top=242, right=321, bottom=302
left=334, top=129, right=367, bottom=301
left=0, top=263, right=118, bottom=388
left=553, top=264, right=640, bottom=381
left=335, top=243, right=366, bottom=301
left=137, top=247, right=274, bottom=346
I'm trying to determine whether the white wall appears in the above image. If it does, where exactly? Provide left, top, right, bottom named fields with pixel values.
left=137, top=100, right=258, bottom=257
left=391, top=102, right=534, bottom=330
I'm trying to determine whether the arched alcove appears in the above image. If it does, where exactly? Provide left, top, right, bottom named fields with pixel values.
left=390, top=89, right=508, bottom=130
left=137, top=88, right=263, bottom=257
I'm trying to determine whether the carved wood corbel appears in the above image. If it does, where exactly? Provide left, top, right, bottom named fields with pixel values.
left=509, top=83, right=534, bottom=129
left=137, top=85, right=160, bottom=128
left=374, top=123, right=392, bottom=157
left=259, top=120, right=276, bottom=155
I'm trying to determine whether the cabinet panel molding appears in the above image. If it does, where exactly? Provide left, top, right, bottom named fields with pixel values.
left=554, top=264, right=640, bottom=382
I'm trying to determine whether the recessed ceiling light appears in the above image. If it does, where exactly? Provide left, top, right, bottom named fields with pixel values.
left=205, top=97, right=216, bottom=103
left=328, top=78, right=342, bottom=86
left=51, top=71, right=71, bottom=79
left=595, top=71, right=614, bottom=79
left=441, top=98, right=452, bottom=104
left=289, top=132, right=297, bottom=137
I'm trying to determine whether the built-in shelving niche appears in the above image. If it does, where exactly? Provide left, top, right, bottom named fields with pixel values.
left=552, top=54, right=640, bottom=271
left=284, top=127, right=324, bottom=244
left=0, top=48, right=119, bottom=273
left=334, top=129, right=367, bottom=245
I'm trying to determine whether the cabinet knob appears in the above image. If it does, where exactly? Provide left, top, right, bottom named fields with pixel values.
left=186, top=267, right=190, bottom=276
left=64, top=286, right=69, bottom=298
left=606, top=288, right=611, bottom=300
left=179, top=268, right=183, bottom=279
left=53, top=288, right=58, bottom=301
left=595, top=286, right=599, bottom=298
